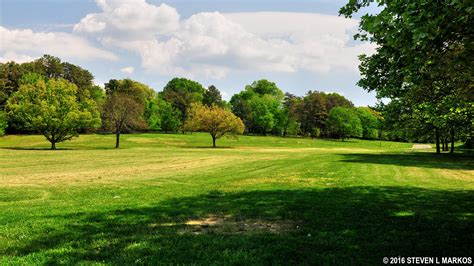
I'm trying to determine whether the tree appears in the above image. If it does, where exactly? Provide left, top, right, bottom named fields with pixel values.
left=102, top=92, right=144, bottom=148
left=0, top=111, right=6, bottom=136
left=144, top=96, right=181, bottom=132
left=102, top=79, right=150, bottom=148
left=6, top=78, right=100, bottom=149
left=282, top=93, right=301, bottom=136
left=185, top=104, right=244, bottom=147
left=203, top=85, right=223, bottom=107
left=340, top=1, right=473, bottom=153
left=356, top=107, right=381, bottom=139
left=297, top=91, right=328, bottom=137
left=230, top=80, right=285, bottom=135
left=326, top=107, right=362, bottom=141
left=162, top=78, right=206, bottom=126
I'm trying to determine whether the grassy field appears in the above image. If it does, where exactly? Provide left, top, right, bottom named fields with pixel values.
left=0, top=133, right=473, bottom=264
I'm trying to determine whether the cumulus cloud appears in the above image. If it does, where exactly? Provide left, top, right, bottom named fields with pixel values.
left=74, top=0, right=180, bottom=38
left=0, top=26, right=118, bottom=62
left=70, top=0, right=375, bottom=78
left=120, top=66, right=134, bottom=74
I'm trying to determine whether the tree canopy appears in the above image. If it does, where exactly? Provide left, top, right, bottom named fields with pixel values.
left=340, top=0, right=473, bottom=152
left=185, top=104, right=244, bottom=147
left=326, top=107, right=362, bottom=141
left=6, top=78, right=100, bottom=149
left=161, top=78, right=206, bottom=125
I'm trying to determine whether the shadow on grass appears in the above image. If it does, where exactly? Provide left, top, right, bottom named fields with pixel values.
left=5, top=187, right=473, bottom=264
left=1, top=146, right=116, bottom=151
left=181, top=145, right=236, bottom=149
left=339, top=152, right=474, bottom=170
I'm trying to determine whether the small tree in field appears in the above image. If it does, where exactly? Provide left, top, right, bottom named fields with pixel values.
left=6, top=78, right=100, bottom=149
left=326, top=107, right=362, bottom=141
left=186, top=104, right=244, bottom=147
left=102, top=92, right=144, bottom=148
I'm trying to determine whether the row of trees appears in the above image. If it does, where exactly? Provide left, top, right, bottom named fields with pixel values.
left=0, top=55, right=384, bottom=148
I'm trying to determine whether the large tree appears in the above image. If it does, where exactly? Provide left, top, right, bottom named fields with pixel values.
left=185, top=104, right=244, bottom=147
left=102, top=92, right=144, bottom=148
left=340, top=0, right=473, bottom=153
left=230, top=79, right=285, bottom=135
left=6, top=78, right=100, bottom=149
left=326, top=107, right=362, bottom=141
left=144, top=95, right=181, bottom=133
left=102, top=79, right=151, bottom=148
left=161, top=78, right=206, bottom=126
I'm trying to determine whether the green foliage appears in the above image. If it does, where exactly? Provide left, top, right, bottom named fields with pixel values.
left=297, top=91, right=328, bottom=137
left=340, top=0, right=473, bottom=152
left=326, top=107, right=362, bottom=140
left=203, top=85, right=223, bottom=107
left=231, top=80, right=285, bottom=135
left=145, top=96, right=181, bottom=132
left=0, top=110, right=7, bottom=136
left=6, top=78, right=100, bottom=149
left=356, top=107, right=381, bottom=139
left=162, top=78, right=206, bottom=124
left=185, top=104, right=244, bottom=147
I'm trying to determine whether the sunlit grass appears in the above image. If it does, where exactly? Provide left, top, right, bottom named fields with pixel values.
left=0, top=133, right=472, bottom=264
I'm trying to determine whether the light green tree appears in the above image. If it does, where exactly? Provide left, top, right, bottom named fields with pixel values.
left=185, top=104, right=244, bottom=147
left=6, top=78, right=100, bottom=149
left=356, top=107, right=381, bottom=139
left=326, top=107, right=362, bottom=141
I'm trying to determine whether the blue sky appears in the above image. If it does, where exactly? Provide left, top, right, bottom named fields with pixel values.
left=0, top=0, right=379, bottom=106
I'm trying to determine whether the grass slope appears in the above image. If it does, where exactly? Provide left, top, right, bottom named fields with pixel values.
left=0, top=133, right=473, bottom=264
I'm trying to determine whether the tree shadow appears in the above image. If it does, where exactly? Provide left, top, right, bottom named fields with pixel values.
left=339, top=152, right=474, bottom=170
left=1, top=147, right=116, bottom=151
left=181, top=146, right=236, bottom=149
left=4, top=187, right=473, bottom=264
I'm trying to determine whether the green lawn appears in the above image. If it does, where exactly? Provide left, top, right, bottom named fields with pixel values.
left=0, top=133, right=473, bottom=264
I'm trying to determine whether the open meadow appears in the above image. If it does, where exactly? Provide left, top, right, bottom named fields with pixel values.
left=0, top=133, right=473, bottom=264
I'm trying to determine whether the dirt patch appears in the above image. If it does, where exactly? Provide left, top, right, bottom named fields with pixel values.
left=179, top=215, right=299, bottom=235
left=412, top=144, right=432, bottom=149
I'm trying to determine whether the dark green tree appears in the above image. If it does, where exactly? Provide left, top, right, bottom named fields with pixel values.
left=203, top=85, right=223, bottom=107
left=161, top=78, right=206, bottom=126
left=340, top=0, right=473, bottom=153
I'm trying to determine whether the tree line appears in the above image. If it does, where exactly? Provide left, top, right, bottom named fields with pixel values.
left=0, top=55, right=384, bottom=148
left=0, top=48, right=470, bottom=151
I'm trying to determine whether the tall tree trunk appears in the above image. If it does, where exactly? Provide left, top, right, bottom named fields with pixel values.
left=212, top=135, right=216, bottom=148
left=450, top=127, right=455, bottom=153
left=115, top=131, right=120, bottom=149
left=435, top=127, right=440, bottom=154
left=51, top=141, right=56, bottom=150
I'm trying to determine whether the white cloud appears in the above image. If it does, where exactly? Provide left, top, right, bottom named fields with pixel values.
left=0, top=51, right=36, bottom=63
left=120, top=66, right=134, bottom=74
left=70, top=1, right=375, bottom=79
left=74, top=0, right=180, bottom=38
left=0, top=26, right=118, bottom=62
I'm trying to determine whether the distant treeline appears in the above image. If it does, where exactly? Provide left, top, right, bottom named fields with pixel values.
left=0, top=54, right=468, bottom=149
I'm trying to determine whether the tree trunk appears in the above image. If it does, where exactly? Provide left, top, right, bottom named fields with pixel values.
left=51, top=141, right=56, bottom=150
left=435, top=127, right=440, bottom=154
left=212, top=135, right=216, bottom=148
left=115, top=132, right=120, bottom=149
left=450, top=127, right=455, bottom=153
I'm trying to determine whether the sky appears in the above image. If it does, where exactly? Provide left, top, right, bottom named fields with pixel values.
left=0, top=0, right=380, bottom=106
